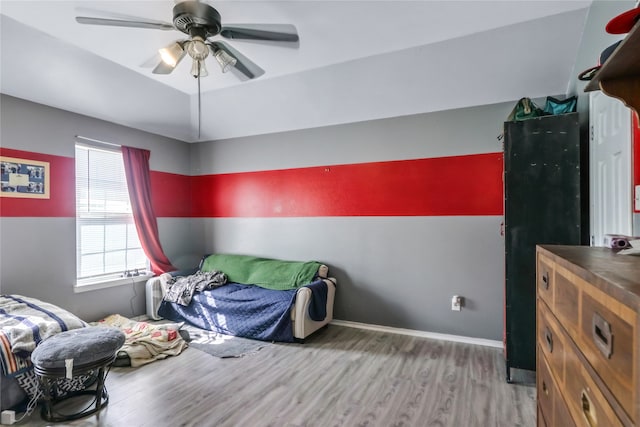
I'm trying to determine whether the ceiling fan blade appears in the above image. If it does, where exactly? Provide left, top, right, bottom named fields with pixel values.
left=75, top=7, right=174, bottom=26
left=209, top=41, right=265, bottom=80
left=220, top=24, right=299, bottom=43
left=75, top=16, right=174, bottom=31
left=152, top=49, right=186, bottom=75
left=140, top=53, right=161, bottom=69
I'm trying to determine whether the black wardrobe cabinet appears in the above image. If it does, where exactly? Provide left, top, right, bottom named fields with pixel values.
left=503, top=112, right=584, bottom=382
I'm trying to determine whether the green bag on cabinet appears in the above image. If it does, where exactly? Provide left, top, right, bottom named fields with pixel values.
left=506, top=97, right=544, bottom=122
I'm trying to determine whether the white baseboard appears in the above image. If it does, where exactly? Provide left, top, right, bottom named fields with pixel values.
left=330, top=319, right=503, bottom=349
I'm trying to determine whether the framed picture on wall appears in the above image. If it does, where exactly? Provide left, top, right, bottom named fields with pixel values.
left=0, top=156, right=50, bottom=199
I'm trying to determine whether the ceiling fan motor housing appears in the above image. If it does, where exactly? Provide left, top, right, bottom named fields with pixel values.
left=173, top=2, right=221, bottom=39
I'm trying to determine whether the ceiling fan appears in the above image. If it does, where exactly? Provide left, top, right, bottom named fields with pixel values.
left=75, top=0, right=299, bottom=138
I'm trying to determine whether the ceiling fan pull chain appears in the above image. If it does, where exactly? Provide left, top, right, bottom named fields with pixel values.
left=198, top=68, right=202, bottom=139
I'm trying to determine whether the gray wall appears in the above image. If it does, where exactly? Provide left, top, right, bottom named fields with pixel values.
left=191, top=102, right=511, bottom=341
left=0, top=94, right=194, bottom=321
left=1, top=92, right=511, bottom=340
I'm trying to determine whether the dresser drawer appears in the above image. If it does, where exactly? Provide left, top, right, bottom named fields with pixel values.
left=564, top=338, right=624, bottom=427
left=537, top=253, right=554, bottom=307
left=537, top=348, right=555, bottom=425
left=580, top=290, right=636, bottom=421
left=538, top=346, right=576, bottom=427
left=537, top=300, right=566, bottom=384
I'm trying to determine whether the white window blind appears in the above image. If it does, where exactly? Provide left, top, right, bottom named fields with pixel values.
left=75, top=144, right=148, bottom=283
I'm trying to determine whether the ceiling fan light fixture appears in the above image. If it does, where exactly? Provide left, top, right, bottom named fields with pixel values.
left=186, top=36, right=209, bottom=60
left=158, top=42, right=184, bottom=67
left=214, top=49, right=237, bottom=73
left=191, top=59, right=208, bottom=78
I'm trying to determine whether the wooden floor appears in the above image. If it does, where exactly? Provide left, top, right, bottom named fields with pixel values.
left=17, top=325, right=535, bottom=426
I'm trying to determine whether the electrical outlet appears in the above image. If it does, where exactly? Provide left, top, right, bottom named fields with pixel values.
left=451, top=295, right=462, bottom=311
left=1, top=410, right=16, bottom=425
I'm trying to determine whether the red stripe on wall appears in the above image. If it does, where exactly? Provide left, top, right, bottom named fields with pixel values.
left=150, top=171, right=192, bottom=217
left=1, top=149, right=503, bottom=218
left=0, top=148, right=75, bottom=217
left=191, top=153, right=504, bottom=217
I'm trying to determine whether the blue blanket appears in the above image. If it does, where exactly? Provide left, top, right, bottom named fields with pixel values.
left=158, top=279, right=329, bottom=342
left=305, top=280, right=328, bottom=321
left=159, top=283, right=297, bottom=342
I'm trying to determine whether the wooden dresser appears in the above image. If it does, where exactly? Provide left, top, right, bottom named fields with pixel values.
left=536, top=245, right=640, bottom=426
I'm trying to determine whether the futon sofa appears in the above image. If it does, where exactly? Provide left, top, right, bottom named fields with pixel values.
left=146, top=254, right=336, bottom=342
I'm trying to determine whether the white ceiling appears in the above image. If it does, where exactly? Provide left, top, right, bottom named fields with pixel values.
left=0, top=1, right=592, bottom=143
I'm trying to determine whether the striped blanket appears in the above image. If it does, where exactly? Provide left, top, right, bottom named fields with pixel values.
left=0, top=295, right=87, bottom=377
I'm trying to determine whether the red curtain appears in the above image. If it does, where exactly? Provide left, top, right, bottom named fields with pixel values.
left=121, top=146, right=176, bottom=275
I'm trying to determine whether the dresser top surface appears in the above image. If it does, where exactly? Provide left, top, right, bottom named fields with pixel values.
left=538, top=245, right=640, bottom=306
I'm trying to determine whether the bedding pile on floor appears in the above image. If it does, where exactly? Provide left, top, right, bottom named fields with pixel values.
left=0, top=295, right=88, bottom=377
left=93, top=314, right=187, bottom=367
left=1, top=295, right=90, bottom=408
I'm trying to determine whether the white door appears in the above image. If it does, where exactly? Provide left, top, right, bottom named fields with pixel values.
left=590, top=91, right=632, bottom=246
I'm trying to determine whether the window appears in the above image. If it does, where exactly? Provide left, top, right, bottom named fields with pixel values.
left=75, top=144, right=148, bottom=285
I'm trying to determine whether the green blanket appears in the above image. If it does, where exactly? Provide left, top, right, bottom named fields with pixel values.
left=201, top=254, right=321, bottom=291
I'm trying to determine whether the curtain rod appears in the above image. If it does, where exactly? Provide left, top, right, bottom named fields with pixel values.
left=75, top=135, right=121, bottom=148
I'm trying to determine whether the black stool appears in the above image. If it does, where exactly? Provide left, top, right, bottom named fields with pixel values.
left=31, top=327, right=125, bottom=422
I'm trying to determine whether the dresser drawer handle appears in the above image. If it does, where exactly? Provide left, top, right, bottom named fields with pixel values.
left=542, top=380, right=548, bottom=396
left=541, top=272, right=549, bottom=290
left=544, top=326, right=553, bottom=353
left=592, top=312, right=613, bottom=359
left=581, top=389, right=598, bottom=426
